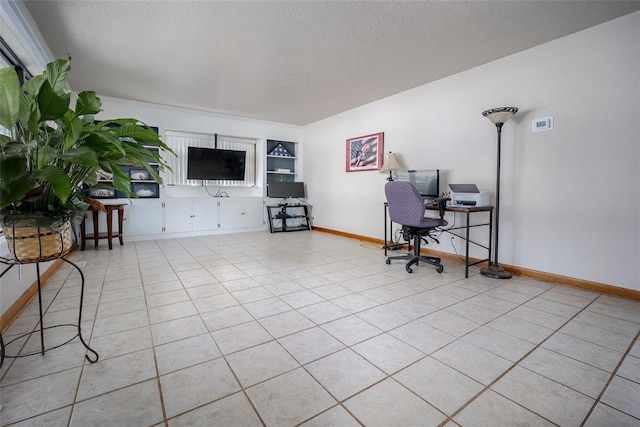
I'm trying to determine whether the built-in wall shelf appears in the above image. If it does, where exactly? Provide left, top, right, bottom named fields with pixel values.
left=87, top=128, right=161, bottom=199
left=266, top=140, right=298, bottom=184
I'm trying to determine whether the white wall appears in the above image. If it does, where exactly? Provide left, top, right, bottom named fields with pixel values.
left=0, top=240, right=57, bottom=317
left=302, top=12, right=640, bottom=291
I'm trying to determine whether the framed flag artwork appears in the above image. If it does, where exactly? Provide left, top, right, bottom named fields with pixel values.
left=346, top=132, right=384, bottom=172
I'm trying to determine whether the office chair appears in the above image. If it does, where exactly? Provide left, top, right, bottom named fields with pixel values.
left=385, top=181, right=448, bottom=273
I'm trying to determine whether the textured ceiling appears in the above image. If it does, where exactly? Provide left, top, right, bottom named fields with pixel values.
left=22, top=1, right=640, bottom=125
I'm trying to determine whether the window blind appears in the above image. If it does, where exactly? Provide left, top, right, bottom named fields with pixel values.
left=164, top=130, right=256, bottom=187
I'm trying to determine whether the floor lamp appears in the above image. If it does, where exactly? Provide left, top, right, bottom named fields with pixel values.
left=480, top=107, right=518, bottom=279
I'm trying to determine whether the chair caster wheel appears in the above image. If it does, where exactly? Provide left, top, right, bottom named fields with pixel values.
left=406, top=266, right=413, bottom=273
left=436, top=265, right=444, bottom=273
left=386, top=259, right=391, bottom=265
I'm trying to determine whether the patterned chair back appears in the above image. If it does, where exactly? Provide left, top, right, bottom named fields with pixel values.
left=385, top=181, right=429, bottom=227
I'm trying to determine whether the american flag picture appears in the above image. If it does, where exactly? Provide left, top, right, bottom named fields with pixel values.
left=346, top=132, right=384, bottom=172
left=269, top=143, right=293, bottom=157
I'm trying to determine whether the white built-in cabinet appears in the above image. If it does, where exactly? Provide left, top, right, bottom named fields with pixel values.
left=163, top=197, right=263, bottom=233
left=164, top=198, right=218, bottom=233
left=217, top=198, right=263, bottom=229
left=125, top=199, right=164, bottom=237
left=87, top=197, right=264, bottom=241
left=161, top=197, right=263, bottom=235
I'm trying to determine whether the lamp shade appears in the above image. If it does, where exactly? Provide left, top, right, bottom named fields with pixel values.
left=380, top=152, right=403, bottom=172
left=482, top=107, right=518, bottom=125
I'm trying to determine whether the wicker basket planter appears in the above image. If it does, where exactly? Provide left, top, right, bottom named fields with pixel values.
left=1, top=212, right=75, bottom=263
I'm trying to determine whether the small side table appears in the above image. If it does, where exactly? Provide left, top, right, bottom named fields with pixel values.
left=81, top=203, right=126, bottom=250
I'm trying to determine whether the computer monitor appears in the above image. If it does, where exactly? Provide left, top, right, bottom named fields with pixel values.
left=267, top=181, right=306, bottom=199
left=396, top=169, right=440, bottom=199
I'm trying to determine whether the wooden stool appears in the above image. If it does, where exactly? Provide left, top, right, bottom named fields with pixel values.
left=81, top=204, right=126, bottom=250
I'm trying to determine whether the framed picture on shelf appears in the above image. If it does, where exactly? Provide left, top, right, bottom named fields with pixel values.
left=129, top=169, right=150, bottom=180
left=346, top=132, right=384, bottom=172
left=131, top=182, right=159, bottom=198
left=87, top=188, right=116, bottom=199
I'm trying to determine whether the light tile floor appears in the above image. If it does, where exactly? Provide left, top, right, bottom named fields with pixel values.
left=1, top=231, right=639, bottom=426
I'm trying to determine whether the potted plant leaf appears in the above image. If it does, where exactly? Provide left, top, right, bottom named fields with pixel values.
left=0, top=58, right=173, bottom=262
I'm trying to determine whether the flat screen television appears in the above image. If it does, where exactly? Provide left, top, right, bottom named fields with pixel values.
left=396, top=169, right=440, bottom=199
left=187, top=147, right=246, bottom=181
left=267, top=182, right=305, bottom=199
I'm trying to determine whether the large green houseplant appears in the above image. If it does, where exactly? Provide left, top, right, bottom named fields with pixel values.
left=0, top=58, right=173, bottom=261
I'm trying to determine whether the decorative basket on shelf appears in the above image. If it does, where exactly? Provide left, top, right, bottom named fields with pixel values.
left=1, top=212, right=75, bottom=263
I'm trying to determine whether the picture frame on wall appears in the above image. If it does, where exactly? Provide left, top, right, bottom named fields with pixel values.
left=346, top=132, right=384, bottom=172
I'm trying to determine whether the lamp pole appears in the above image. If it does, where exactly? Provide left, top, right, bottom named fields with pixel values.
left=481, top=107, right=518, bottom=279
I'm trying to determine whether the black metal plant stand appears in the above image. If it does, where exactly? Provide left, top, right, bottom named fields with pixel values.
left=0, top=256, right=99, bottom=369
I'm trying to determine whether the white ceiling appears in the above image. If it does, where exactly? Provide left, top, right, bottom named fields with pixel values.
left=22, top=1, right=640, bottom=126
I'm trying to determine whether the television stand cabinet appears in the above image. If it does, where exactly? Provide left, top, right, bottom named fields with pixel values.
left=267, top=205, right=311, bottom=233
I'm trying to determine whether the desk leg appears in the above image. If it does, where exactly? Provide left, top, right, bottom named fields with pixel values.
left=117, top=207, right=124, bottom=246
left=92, top=210, right=99, bottom=248
left=106, top=208, right=113, bottom=250
left=465, top=211, right=470, bottom=278
left=384, top=205, right=388, bottom=256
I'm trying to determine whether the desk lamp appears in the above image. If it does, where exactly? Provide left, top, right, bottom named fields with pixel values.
left=481, top=107, right=518, bottom=279
left=380, top=152, right=403, bottom=181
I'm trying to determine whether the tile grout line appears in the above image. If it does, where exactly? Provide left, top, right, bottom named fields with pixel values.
left=173, top=237, right=268, bottom=427
left=67, top=252, right=108, bottom=427
left=145, top=248, right=534, bottom=425
left=175, top=236, right=389, bottom=426
left=153, top=238, right=188, bottom=426
left=438, top=290, right=623, bottom=426
left=579, top=329, right=640, bottom=426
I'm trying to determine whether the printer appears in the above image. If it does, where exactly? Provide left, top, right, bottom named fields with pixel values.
left=449, top=184, right=491, bottom=207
